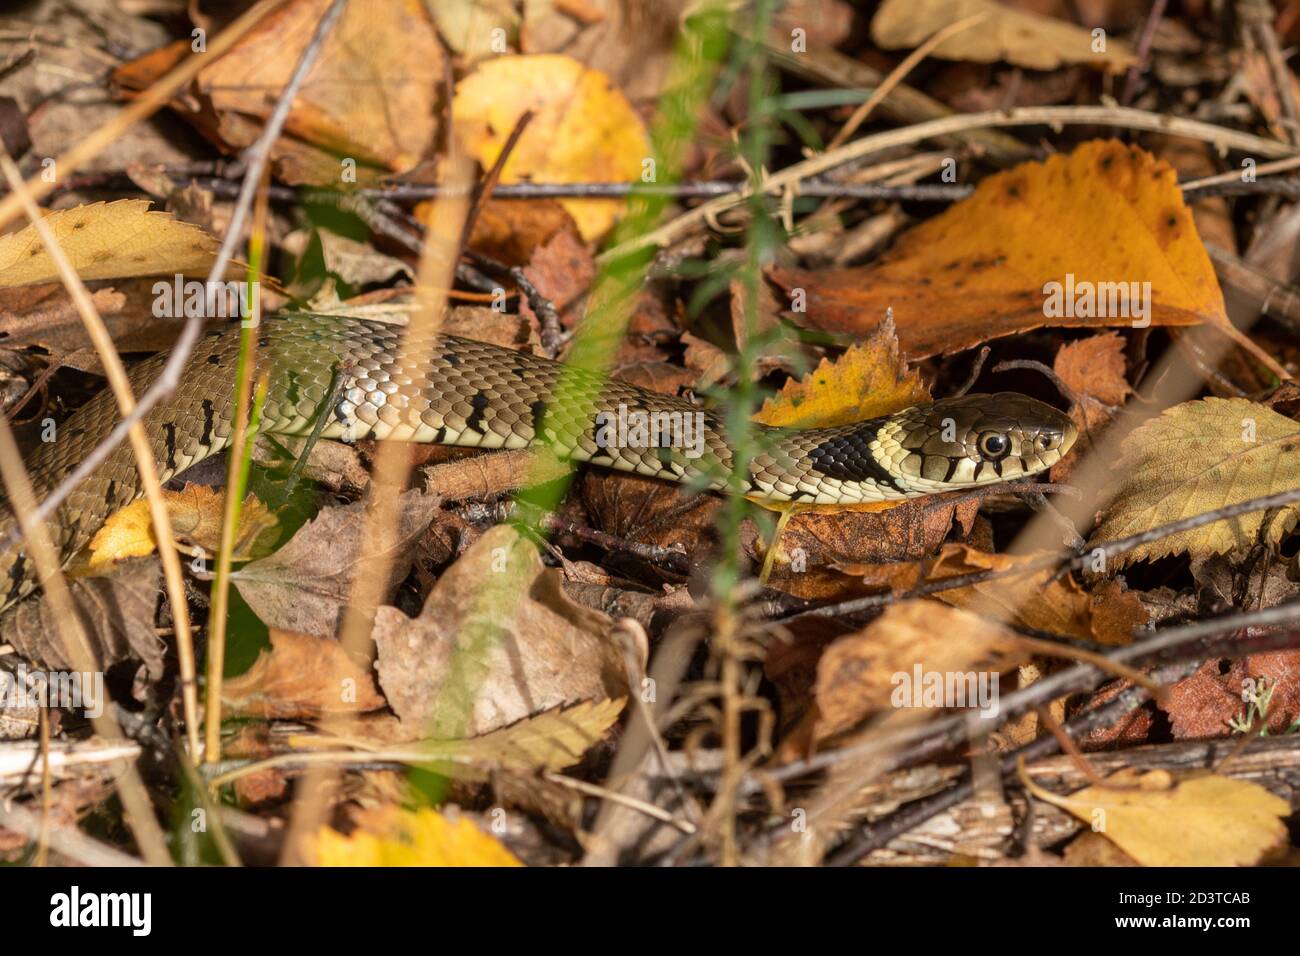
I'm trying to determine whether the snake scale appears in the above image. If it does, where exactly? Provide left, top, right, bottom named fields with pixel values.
left=0, top=312, right=1076, bottom=611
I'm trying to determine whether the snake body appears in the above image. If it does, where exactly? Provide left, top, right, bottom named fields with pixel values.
left=0, top=312, right=1076, bottom=610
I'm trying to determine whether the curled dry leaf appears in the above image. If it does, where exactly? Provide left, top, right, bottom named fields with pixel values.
left=813, top=600, right=1029, bottom=741
left=372, top=524, right=628, bottom=737
left=1022, top=768, right=1289, bottom=866
left=0, top=200, right=224, bottom=288
left=838, top=542, right=1148, bottom=644
left=222, top=628, right=384, bottom=719
left=117, top=0, right=445, bottom=183
left=872, top=0, right=1134, bottom=72
left=0, top=558, right=163, bottom=678
left=753, top=316, right=930, bottom=430
left=452, top=54, right=651, bottom=240
left=86, top=484, right=278, bottom=571
left=1049, top=331, right=1131, bottom=483
left=232, top=489, right=441, bottom=639
left=311, top=805, right=522, bottom=867
left=770, top=141, right=1235, bottom=359
left=1089, top=398, right=1300, bottom=566
left=753, top=497, right=981, bottom=600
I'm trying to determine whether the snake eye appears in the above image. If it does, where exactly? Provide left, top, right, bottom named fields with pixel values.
left=977, top=431, right=1010, bottom=459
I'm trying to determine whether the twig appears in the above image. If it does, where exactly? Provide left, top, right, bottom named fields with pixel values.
left=951, top=346, right=991, bottom=397
left=827, top=13, right=987, bottom=151
left=1120, top=0, right=1169, bottom=106
left=458, top=110, right=534, bottom=254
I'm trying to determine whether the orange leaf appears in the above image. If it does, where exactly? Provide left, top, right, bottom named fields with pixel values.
left=771, top=140, right=1245, bottom=360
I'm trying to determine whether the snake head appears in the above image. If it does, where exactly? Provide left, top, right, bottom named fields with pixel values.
left=882, top=392, right=1078, bottom=491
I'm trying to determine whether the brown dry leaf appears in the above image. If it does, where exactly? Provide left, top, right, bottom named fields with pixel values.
left=770, top=141, right=1235, bottom=359
left=520, top=0, right=688, bottom=103
left=452, top=54, right=651, bottom=240
left=813, top=600, right=1029, bottom=741
left=0, top=281, right=198, bottom=376
left=0, top=200, right=223, bottom=288
left=582, top=469, right=721, bottom=560
left=1163, top=652, right=1300, bottom=739
left=432, top=0, right=519, bottom=60
left=753, top=317, right=930, bottom=429
left=754, top=497, right=981, bottom=600
left=1089, top=399, right=1300, bottom=566
left=838, top=543, right=1147, bottom=644
left=872, top=0, right=1134, bottom=72
left=466, top=199, right=581, bottom=267
left=222, top=629, right=384, bottom=718
left=232, top=489, right=441, bottom=639
left=0, top=558, right=164, bottom=677
left=516, top=228, right=595, bottom=331
left=371, top=524, right=627, bottom=737
left=86, top=484, right=278, bottom=571
left=1023, top=768, right=1289, bottom=866
left=117, top=0, right=444, bottom=183
left=311, top=805, right=522, bottom=867
left=1050, top=332, right=1131, bottom=483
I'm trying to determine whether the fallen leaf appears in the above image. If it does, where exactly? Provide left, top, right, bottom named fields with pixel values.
left=311, top=805, right=522, bottom=866
left=233, top=489, right=441, bottom=639
left=452, top=54, right=651, bottom=240
left=0, top=200, right=223, bottom=288
left=837, top=543, right=1147, bottom=644
left=753, top=316, right=930, bottom=429
left=222, top=629, right=384, bottom=718
left=872, top=0, right=1134, bottom=72
left=1050, top=332, right=1131, bottom=483
left=117, top=0, right=445, bottom=183
left=1089, top=398, right=1300, bottom=565
left=521, top=0, right=688, bottom=102
left=86, top=484, right=278, bottom=571
left=1023, top=768, right=1289, bottom=866
left=770, top=141, right=1234, bottom=358
left=0, top=558, right=164, bottom=678
left=371, top=524, right=627, bottom=737
left=1164, top=652, right=1300, bottom=739
left=813, top=600, right=1028, bottom=741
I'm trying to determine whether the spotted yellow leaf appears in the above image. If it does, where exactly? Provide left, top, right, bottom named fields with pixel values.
left=0, top=199, right=223, bottom=287
left=311, top=806, right=522, bottom=867
left=1089, top=398, right=1300, bottom=565
left=1023, top=768, right=1289, bottom=867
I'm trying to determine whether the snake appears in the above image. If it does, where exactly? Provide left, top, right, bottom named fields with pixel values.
left=0, top=311, right=1077, bottom=611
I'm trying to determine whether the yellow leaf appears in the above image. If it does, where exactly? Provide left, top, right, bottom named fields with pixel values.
left=87, top=484, right=277, bottom=571
left=452, top=54, right=650, bottom=241
left=753, top=317, right=930, bottom=429
left=1023, top=769, right=1289, bottom=867
left=311, top=806, right=523, bottom=866
left=1090, top=398, right=1300, bottom=565
left=872, top=0, right=1134, bottom=72
left=0, top=200, right=222, bottom=287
